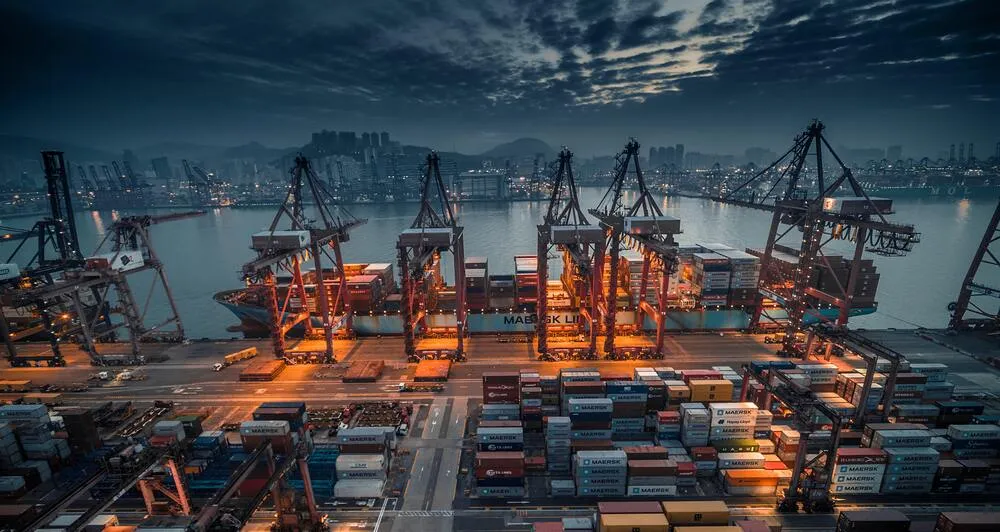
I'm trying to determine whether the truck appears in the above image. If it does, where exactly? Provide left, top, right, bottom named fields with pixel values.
left=398, top=382, right=444, bottom=393
left=217, top=347, right=258, bottom=370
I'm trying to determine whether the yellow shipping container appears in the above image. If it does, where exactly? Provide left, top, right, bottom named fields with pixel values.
left=689, top=379, right=733, bottom=402
left=599, top=513, right=669, bottom=532
left=661, top=501, right=730, bottom=526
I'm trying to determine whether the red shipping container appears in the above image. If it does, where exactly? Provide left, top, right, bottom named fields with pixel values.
left=476, top=451, right=525, bottom=468
left=691, top=447, right=718, bottom=461
left=483, top=372, right=520, bottom=385
left=483, top=386, right=519, bottom=404
left=571, top=440, right=613, bottom=452
left=676, top=462, right=697, bottom=477
left=480, top=420, right=523, bottom=428
left=763, top=461, right=787, bottom=470
left=624, top=446, right=669, bottom=460
left=681, top=369, right=723, bottom=382
left=475, top=465, right=525, bottom=479
left=339, top=443, right=386, bottom=454
left=600, top=372, right=632, bottom=382
left=149, top=434, right=176, bottom=447
left=657, top=411, right=680, bottom=424
left=562, top=381, right=605, bottom=394
left=525, top=456, right=546, bottom=470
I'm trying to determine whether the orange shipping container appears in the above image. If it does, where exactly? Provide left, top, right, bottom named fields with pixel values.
left=598, top=513, right=669, bottom=532
left=723, top=469, right=780, bottom=487
left=689, top=380, right=733, bottom=402
left=661, top=501, right=730, bottom=526
left=673, top=528, right=742, bottom=532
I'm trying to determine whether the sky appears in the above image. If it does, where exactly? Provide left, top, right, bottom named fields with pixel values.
left=2, top=0, right=998, bottom=157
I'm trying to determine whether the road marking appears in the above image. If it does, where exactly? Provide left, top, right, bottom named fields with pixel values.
left=373, top=497, right=390, bottom=532
left=255, top=388, right=267, bottom=394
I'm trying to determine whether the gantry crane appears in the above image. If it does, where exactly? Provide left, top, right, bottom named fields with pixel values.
left=948, top=197, right=1000, bottom=330
left=0, top=151, right=86, bottom=366
left=589, top=139, right=682, bottom=358
left=241, top=154, right=366, bottom=362
left=701, top=121, right=920, bottom=356
left=741, top=363, right=843, bottom=513
left=397, top=152, right=467, bottom=361
left=11, top=210, right=204, bottom=365
left=536, top=148, right=605, bottom=357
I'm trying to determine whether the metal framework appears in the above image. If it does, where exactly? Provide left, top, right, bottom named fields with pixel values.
left=740, top=363, right=843, bottom=513
left=241, top=155, right=365, bottom=362
left=397, top=152, right=467, bottom=361
left=704, top=121, right=920, bottom=356
left=10, top=210, right=204, bottom=365
left=948, top=197, right=1000, bottom=329
left=589, top=139, right=682, bottom=358
left=138, top=457, right=192, bottom=516
left=183, top=159, right=216, bottom=207
left=536, top=148, right=605, bottom=357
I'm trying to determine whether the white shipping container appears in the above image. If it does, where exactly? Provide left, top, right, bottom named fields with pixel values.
left=334, top=479, right=385, bottom=499
left=239, top=420, right=291, bottom=436
left=947, top=424, right=1000, bottom=440
left=718, top=452, right=765, bottom=469
left=251, top=230, right=310, bottom=251
left=335, top=454, right=386, bottom=471
left=627, top=485, right=678, bottom=496
left=829, top=483, right=880, bottom=494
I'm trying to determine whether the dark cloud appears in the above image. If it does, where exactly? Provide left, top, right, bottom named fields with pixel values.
left=0, top=0, right=996, bottom=156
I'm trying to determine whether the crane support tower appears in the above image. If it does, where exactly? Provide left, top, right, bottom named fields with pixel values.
left=536, top=148, right=605, bottom=358
left=589, top=139, right=681, bottom=359
left=241, top=155, right=366, bottom=362
left=699, top=121, right=920, bottom=357
left=948, top=197, right=1000, bottom=330
left=397, top=152, right=467, bottom=361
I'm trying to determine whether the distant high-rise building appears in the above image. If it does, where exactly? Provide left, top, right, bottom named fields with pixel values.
left=950, top=144, right=956, bottom=161
left=370, top=132, right=379, bottom=149
left=151, top=157, right=171, bottom=180
left=664, top=146, right=676, bottom=168
left=380, top=132, right=390, bottom=149
left=361, top=132, right=371, bottom=148
left=969, top=143, right=975, bottom=162
left=995, top=142, right=999, bottom=161
left=675, top=144, right=684, bottom=168
left=649, top=147, right=657, bottom=166
left=886, top=145, right=902, bottom=162
left=338, top=131, right=357, bottom=154
left=959, top=143, right=965, bottom=162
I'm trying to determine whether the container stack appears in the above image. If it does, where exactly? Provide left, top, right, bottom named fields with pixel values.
left=540, top=375, right=560, bottom=418
left=664, top=380, right=691, bottom=408
left=0, top=405, right=62, bottom=462
left=911, top=363, right=954, bottom=402
left=288, top=444, right=338, bottom=499
left=0, top=423, right=23, bottom=469
left=475, top=451, right=525, bottom=498
left=936, top=401, right=985, bottom=427
left=688, top=379, right=733, bottom=403
left=692, top=253, right=730, bottom=307
left=568, top=398, right=613, bottom=453
left=882, top=447, right=939, bottom=494
left=947, top=424, right=1000, bottom=461
left=891, top=404, right=940, bottom=425
left=773, top=427, right=801, bottom=463
left=653, top=411, right=680, bottom=445
left=934, top=512, right=1000, bottom=532
left=240, top=420, right=293, bottom=454
left=606, top=382, right=647, bottom=442
left=483, top=372, right=520, bottom=410
left=466, top=267, right=489, bottom=310
left=57, top=407, right=101, bottom=454
left=191, top=430, right=228, bottom=459
left=715, top=250, right=760, bottom=306
left=361, top=262, right=395, bottom=292
left=691, top=446, right=718, bottom=478
left=514, top=255, right=538, bottom=305
left=574, top=450, right=627, bottom=496
left=519, top=372, right=543, bottom=432
left=933, top=459, right=964, bottom=493
left=830, top=448, right=888, bottom=495
left=625, top=448, right=676, bottom=497
left=794, top=363, right=838, bottom=392
left=661, top=501, right=730, bottom=528
left=334, top=427, right=391, bottom=499
left=709, top=402, right=758, bottom=445
left=545, top=416, right=571, bottom=473
left=892, top=372, right=929, bottom=405
left=679, top=403, right=710, bottom=448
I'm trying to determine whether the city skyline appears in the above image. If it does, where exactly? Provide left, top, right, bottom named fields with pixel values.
left=2, top=1, right=997, bottom=158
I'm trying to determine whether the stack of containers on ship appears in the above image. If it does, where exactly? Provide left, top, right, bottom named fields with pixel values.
left=692, top=252, right=730, bottom=307
left=607, top=379, right=648, bottom=444
left=715, top=249, right=760, bottom=306
left=334, top=426, right=393, bottom=499
left=624, top=445, right=677, bottom=497
left=513, top=255, right=538, bottom=307
left=574, top=449, right=627, bottom=497
left=465, top=257, right=489, bottom=311
left=863, top=424, right=939, bottom=494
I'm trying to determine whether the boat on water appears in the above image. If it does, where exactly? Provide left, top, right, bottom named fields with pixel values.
left=215, top=242, right=878, bottom=337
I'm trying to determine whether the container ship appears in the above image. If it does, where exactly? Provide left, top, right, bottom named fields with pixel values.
left=216, top=241, right=877, bottom=337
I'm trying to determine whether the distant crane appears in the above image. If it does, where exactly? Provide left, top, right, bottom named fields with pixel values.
left=948, top=197, right=1000, bottom=330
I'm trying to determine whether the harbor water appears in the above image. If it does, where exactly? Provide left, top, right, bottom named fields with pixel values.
left=6, top=189, right=996, bottom=338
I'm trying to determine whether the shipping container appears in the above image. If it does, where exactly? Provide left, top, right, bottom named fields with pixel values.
left=661, top=501, right=730, bottom=526
left=837, top=510, right=910, bottom=532
left=598, top=513, right=669, bottom=532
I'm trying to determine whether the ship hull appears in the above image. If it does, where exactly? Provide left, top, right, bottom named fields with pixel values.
left=216, top=291, right=875, bottom=336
